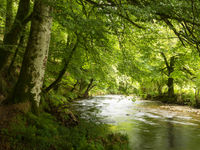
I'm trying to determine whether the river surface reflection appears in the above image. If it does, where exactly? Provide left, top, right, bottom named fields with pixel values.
left=72, top=95, right=200, bottom=150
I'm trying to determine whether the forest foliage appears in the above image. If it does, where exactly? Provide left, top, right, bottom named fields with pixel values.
left=1, top=0, right=200, bottom=149
left=0, top=0, right=200, bottom=107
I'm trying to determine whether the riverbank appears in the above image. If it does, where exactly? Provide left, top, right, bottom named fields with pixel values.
left=137, top=93, right=200, bottom=115
left=143, top=95, right=200, bottom=116
left=0, top=103, right=129, bottom=150
left=160, top=104, right=200, bottom=115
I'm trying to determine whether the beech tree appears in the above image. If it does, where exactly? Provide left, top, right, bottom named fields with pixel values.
left=10, top=0, right=53, bottom=109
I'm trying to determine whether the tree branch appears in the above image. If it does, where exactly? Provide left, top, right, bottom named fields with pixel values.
left=160, top=52, right=170, bottom=72
left=84, top=0, right=144, bottom=29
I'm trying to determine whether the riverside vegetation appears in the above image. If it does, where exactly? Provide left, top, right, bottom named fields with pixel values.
left=0, top=0, right=200, bottom=149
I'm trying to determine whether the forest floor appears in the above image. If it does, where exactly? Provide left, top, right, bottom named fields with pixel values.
left=0, top=102, right=30, bottom=128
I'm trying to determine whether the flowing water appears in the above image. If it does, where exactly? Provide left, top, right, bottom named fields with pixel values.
left=72, top=95, right=200, bottom=150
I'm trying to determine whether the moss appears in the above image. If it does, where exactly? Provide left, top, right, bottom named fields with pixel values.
left=0, top=112, right=129, bottom=150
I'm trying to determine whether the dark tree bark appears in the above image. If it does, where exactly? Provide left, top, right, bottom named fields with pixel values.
left=11, top=0, right=53, bottom=109
left=8, top=33, right=25, bottom=74
left=161, top=52, right=175, bottom=98
left=5, top=0, right=14, bottom=34
left=167, top=77, right=174, bottom=97
left=167, top=56, right=175, bottom=97
left=0, top=0, right=31, bottom=71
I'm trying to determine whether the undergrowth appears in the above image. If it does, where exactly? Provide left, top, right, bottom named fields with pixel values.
left=0, top=112, right=129, bottom=150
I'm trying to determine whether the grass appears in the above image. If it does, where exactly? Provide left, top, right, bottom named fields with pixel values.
left=0, top=112, right=130, bottom=150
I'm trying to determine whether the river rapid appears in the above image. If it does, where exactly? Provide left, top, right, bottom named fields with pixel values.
left=72, top=95, right=200, bottom=150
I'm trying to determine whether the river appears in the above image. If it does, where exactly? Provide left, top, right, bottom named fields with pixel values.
left=72, top=95, right=200, bottom=150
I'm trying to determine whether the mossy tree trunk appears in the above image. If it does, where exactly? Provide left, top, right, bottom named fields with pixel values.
left=161, top=52, right=175, bottom=98
left=5, top=0, right=14, bottom=34
left=7, top=31, right=25, bottom=74
left=11, top=0, right=53, bottom=109
left=0, top=0, right=31, bottom=71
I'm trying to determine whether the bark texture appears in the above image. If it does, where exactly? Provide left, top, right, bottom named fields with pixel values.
left=167, top=56, right=175, bottom=97
left=0, top=0, right=30, bottom=71
left=8, top=33, right=25, bottom=74
left=11, top=0, right=53, bottom=107
left=161, top=52, right=175, bottom=98
left=167, top=77, right=174, bottom=97
left=5, top=0, right=14, bottom=34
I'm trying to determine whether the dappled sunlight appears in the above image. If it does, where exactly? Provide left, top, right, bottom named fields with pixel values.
left=1, top=0, right=200, bottom=149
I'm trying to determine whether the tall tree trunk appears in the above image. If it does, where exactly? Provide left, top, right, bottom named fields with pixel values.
left=167, top=56, right=175, bottom=97
left=8, top=33, right=25, bottom=74
left=167, top=77, right=174, bottom=97
left=0, top=0, right=31, bottom=71
left=45, top=41, right=78, bottom=93
left=161, top=52, right=175, bottom=98
left=11, top=0, right=53, bottom=109
left=5, top=0, right=14, bottom=34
